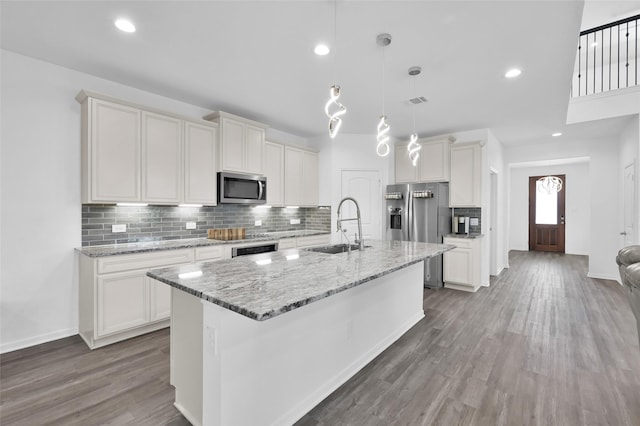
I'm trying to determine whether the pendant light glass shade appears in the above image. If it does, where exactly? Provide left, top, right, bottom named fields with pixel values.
left=537, top=176, right=563, bottom=194
left=376, top=115, right=390, bottom=156
left=407, top=133, right=420, bottom=166
left=325, top=84, right=346, bottom=139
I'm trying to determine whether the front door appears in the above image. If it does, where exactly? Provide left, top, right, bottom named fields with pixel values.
left=529, top=175, right=566, bottom=253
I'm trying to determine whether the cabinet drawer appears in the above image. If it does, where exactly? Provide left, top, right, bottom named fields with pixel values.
left=97, top=249, right=194, bottom=274
left=277, top=238, right=297, bottom=249
left=296, top=234, right=330, bottom=248
left=444, top=238, right=473, bottom=249
left=195, top=245, right=224, bottom=261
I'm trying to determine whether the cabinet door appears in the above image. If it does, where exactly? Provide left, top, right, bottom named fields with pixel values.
left=97, top=271, right=148, bottom=337
left=419, top=139, right=450, bottom=182
left=395, top=145, right=418, bottom=183
left=220, top=117, right=244, bottom=172
left=284, top=147, right=303, bottom=206
left=264, top=142, right=284, bottom=206
left=184, top=122, right=217, bottom=204
left=149, top=277, right=171, bottom=322
left=450, top=144, right=481, bottom=207
left=443, top=248, right=473, bottom=285
left=90, top=99, right=141, bottom=202
left=141, top=112, right=182, bottom=203
left=302, top=150, right=319, bottom=207
left=245, top=125, right=265, bottom=174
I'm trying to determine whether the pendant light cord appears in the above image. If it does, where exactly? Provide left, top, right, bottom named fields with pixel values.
left=412, top=76, right=416, bottom=132
left=381, top=46, right=386, bottom=115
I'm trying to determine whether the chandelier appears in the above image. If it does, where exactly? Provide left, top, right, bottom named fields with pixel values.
left=537, top=176, right=563, bottom=194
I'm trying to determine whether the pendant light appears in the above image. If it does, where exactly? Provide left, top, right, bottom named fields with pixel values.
left=407, top=66, right=422, bottom=166
left=537, top=176, right=563, bottom=194
left=376, top=33, right=391, bottom=157
left=324, top=0, right=346, bottom=139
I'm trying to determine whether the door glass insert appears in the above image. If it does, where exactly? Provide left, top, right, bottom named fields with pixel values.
left=535, top=181, right=557, bottom=224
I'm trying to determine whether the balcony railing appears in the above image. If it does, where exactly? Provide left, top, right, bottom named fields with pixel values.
left=571, top=14, right=639, bottom=97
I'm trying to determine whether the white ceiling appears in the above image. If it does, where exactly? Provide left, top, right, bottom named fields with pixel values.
left=1, top=0, right=637, bottom=146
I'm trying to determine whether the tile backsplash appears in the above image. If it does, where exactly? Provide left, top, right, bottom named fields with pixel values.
left=451, top=207, right=482, bottom=234
left=82, top=204, right=331, bottom=246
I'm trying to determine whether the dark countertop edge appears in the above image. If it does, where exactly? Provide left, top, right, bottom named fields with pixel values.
left=76, top=230, right=331, bottom=257
left=146, top=244, right=454, bottom=321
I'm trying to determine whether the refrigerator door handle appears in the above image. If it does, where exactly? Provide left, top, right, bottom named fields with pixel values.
left=407, top=191, right=412, bottom=241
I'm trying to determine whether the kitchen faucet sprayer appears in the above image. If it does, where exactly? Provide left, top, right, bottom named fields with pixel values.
left=336, top=197, right=364, bottom=250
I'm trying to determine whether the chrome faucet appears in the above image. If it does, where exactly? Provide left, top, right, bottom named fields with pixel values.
left=336, top=197, right=364, bottom=250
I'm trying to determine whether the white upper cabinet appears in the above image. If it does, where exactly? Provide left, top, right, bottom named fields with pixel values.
left=184, top=121, right=218, bottom=205
left=449, top=142, right=482, bottom=207
left=141, top=112, right=182, bottom=204
left=395, top=144, right=418, bottom=183
left=77, top=90, right=218, bottom=205
left=204, top=111, right=267, bottom=175
left=264, top=141, right=284, bottom=207
left=419, top=138, right=452, bottom=182
left=83, top=97, right=141, bottom=203
left=284, top=146, right=318, bottom=207
left=394, top=136, right=454, bottom=184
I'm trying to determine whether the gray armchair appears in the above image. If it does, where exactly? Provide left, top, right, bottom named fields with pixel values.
left=617, top=245, right=640, bottom=347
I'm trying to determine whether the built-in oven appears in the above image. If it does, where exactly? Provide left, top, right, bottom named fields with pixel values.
left=218, top=172, right=267, bottom=205
left=231, top=241, right=279, bottom=258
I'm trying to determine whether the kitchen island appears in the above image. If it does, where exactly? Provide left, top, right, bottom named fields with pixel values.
left=147, top=239, right=453, bottom=426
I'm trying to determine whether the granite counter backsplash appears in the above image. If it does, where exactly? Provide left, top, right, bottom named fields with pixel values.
left=82, top=204, right=331, bottom=246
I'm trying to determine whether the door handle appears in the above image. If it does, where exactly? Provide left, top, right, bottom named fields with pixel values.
left=621, top=231, right=628, bottom=235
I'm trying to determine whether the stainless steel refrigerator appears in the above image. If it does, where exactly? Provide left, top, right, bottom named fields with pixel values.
left=385, top=182, right=451, bottom=288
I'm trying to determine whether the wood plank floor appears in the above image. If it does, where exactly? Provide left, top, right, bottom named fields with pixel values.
left=2, top=251, right=639, bottom=425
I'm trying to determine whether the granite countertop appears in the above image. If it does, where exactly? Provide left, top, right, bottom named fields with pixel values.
left=147, top=239, right=454, bottom=321
left=445, top=233, right=484, bottom=239
left=76, top=229, right=330, bottom=257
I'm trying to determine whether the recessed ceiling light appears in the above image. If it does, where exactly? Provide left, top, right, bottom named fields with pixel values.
left=505, top=68, right=522, bottom=78
left=314, top=44, right=330, bottom=56
left=552, top=132, right=562, bottom=137
left=115, top=19, right=136, bottom=33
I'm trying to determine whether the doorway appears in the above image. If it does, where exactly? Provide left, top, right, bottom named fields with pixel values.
left=623, top=162, right=635, bottom=246
left=529, top=174, right=566, bottom=252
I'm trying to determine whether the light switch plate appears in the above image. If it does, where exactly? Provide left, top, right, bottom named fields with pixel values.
left=470, top=217, right=479, bottom=226
left=186, top=222, right=197, bottom=229
left=255, top=220, right=262, bottom=226
left=112, top=224, right=127, bottom=233
left=290, top=219, right=301, bottom=225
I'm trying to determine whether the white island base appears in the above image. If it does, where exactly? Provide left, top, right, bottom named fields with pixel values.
left=168, top=262, right=425, bottom=426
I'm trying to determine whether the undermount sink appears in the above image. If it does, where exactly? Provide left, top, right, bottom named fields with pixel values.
left=305, top=244, right=370, bottom=254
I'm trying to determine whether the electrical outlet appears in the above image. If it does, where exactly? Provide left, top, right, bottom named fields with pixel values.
left=470, top=217, right=479, bottom=226
left=112, top=224, right=127, bottom=233
left=290, top=218, right=301, bottom=225
left=186, top=222, right=197, bottom=230
left=255, top=220, right=262, bottom=226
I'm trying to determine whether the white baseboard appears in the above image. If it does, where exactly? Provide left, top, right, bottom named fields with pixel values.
left=1, top=327, right=78, bottom=354
left=587, top=272, right=620, bottom=283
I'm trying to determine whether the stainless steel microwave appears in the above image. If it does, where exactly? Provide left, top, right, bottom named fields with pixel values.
left=217, top=172, right=267, bottom=204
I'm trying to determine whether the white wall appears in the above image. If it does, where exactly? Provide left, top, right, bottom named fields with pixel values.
left=509, top=162, right=590, bottom=255
left=505, top=137, right=620, bottom=280
left=0, top=50, right=304, bottom=353
left=315, top=134, right=392, bottom=244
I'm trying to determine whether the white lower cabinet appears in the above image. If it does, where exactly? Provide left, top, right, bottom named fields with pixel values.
left=80, top=249, right=196, bottom=349
left=443, top=236, right=482, bottom=292
left=278, top=234, right=330, bottom=250
left=97, top=271, right=148, bottom=337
